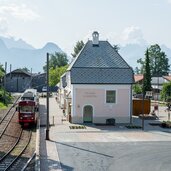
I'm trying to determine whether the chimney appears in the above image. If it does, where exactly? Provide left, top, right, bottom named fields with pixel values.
left=92, top=31, right=99, bottom=46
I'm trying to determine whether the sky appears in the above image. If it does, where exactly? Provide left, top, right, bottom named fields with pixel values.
left=0, top=0, right=171, bottom=55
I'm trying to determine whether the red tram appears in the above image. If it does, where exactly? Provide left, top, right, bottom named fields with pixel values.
left=17, top=100, right=38, bottom=125
left=16, top=89, right=39, bottom=125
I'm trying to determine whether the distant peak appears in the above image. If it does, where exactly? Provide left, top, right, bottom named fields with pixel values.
left=43, top=42, right=59, bottom=48
left=42, top=42, right=63, bottom=53
left=0, top=36, right=34, bottom=49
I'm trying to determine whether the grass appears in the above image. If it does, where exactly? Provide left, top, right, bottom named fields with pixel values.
left=0, top=102, right=7, bottom=109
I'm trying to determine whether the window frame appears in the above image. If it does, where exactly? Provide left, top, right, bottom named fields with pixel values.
left=106, top=90, right=116, bottom=104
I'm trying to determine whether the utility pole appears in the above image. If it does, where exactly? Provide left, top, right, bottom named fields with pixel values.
left=142, top=73, right=145, bottom=130
left=46, top=53, right=50, bottom=140
left=30, top=68, right=32, bottom=88
left=10, top=64, right=12, bottom=79
left=3, top=62, right=7, bottom=104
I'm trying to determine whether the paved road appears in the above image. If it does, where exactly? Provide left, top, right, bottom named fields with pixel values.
left=39, top=97, right=171, bottom=171
left=56, top=141, right=171, bottom=171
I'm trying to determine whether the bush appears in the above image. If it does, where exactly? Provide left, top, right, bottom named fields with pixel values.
left=0, top=102, right=7, bottom=109
left=160, top=82, right=171, bottom=101
left=0, top=88, right=13, bottom=106
left=126, top=125, right=142, bottom=129
left=133, top=84, right=142, bottom=95
left=161, top=121, right=171, bottom=128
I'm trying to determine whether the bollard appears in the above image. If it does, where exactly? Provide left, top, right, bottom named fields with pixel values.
left=168, top=111, right=170, bottom=121
left=53, top=116, right=54, bottom=126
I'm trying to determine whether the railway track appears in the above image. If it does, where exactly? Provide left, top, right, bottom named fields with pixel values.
left=0, top=130, right=32, bottom=171
left=0, top=108, right=16, bottom=138
left=0, top=95, right=36, bottom=170
left=0, top=96, right=20, bottom=138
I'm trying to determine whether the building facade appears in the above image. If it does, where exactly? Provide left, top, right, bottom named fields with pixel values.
left=59, top=31, right=134, bottom=124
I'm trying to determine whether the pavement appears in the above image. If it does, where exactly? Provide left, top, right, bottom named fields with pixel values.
left=36, top=96, right=171, bottom=171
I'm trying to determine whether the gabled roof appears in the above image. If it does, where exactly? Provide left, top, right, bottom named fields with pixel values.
left=69, top=41, right=130, bottom=69
left=163, top=75, right=171, bottom=81
left=69, top=40, right=134, bottom=84
left=134, top=74, right=144, bottom=83
left=134, top=75, right=171, bottom=84
left=6, top=69, right=31, bottom=77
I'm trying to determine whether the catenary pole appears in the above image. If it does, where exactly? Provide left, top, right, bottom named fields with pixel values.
left=3, top=62, right=7, bottom=104
left=142, top=73, right=145, bottom=130
left=46, top=53, right=50, bottom=140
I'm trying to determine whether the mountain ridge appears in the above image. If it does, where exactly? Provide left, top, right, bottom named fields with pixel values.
left=0, top=37, right=63, bottom=73
left=0, top=36, right=171, bottom=73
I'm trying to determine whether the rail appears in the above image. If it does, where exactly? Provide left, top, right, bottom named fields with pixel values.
left=0, top=130, right=32, bottom=171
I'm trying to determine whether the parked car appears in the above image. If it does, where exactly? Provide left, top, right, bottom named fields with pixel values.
left=42, top=86, right=47, bottom=92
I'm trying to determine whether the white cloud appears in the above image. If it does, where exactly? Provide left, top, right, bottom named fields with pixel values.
left=0, top=4, right=39, bottom=21
left=120, top=26, right=147, bottom=45
left=0, top=17, right=8, bottom=35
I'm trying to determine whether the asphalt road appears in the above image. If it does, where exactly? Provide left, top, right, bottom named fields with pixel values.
left=38, top=97, right=171, bottom=171
left=56, top=141, right=171, bottom=171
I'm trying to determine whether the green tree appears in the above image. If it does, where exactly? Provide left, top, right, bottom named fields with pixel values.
left=149, top=44, right=170, bottom=76
left=137, top=58, right=144, bottom=74
left=71, top=40, right=84, bottom=58
left=143, top=49, right=151, bottom=92
left=19, top=67, right=30, bottom=73
left=160, top=82, right=171, bottom=101
left=113, top=44, right=120, bottom=52
left=49, top=65, right=68, bottom=86
left=0, top=64, right=5, bottom=81
left=137, top=44, right=170, bottom=76
left=133, top=84, right=142, bottom=94
left=134, top=67, right=141, bottom=74
left=43, top=52, right=68, bottom=72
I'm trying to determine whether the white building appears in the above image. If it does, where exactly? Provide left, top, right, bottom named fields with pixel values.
left=59, top=31, right=134, bottom=124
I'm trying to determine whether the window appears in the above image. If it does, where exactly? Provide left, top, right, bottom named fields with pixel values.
left=106, top=90, right=116, bottom=103
left=20, top=106, right=34, bottom=113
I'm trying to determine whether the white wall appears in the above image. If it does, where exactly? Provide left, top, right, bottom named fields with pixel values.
left=71, top=84, right=132, bottom=123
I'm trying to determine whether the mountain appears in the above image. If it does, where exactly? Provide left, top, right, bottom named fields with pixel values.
left=0, top=37, right=63, bottom=73
left=0, top=36, right=34, bottom=50
left=1, top=36, right=171, bottom=73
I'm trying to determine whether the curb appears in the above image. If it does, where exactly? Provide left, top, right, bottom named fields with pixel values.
left=35, top=118, right=40, bottom=171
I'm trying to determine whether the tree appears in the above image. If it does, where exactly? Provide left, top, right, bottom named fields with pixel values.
left=113, top=44, right=120, bottom=52
left=43, top=52, right=68, bottom=72
left=143, top=49, right=152, bottom=92
left=133, top=84, right=142, bottom=94
left=160, top=82, right=171, bottom=101
left=0, top=64, right=5, bottom=81
left=71, top=40, right=84, bottom=58
left=137, top=58, right=144, bottom=74
left=19, top=67, right=30, bottom=73
left=49, top=65, right=68, bottom=86
left=134, top=67, right=141, bottom=74
left=137, top=44, right=170, bottom=76
left=149, top=44, right=170, bottom=76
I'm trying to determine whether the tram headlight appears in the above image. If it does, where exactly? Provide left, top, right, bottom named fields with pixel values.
left=20, top=117, right=23, bottom=119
